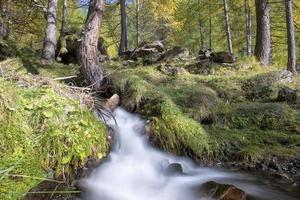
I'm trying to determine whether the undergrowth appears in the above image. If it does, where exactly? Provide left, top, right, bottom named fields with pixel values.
left=106, top=60, right=300, bottom=163
left=0, top=61, right=108, bottom=199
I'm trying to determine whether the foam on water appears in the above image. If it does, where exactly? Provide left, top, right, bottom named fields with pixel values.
left=84, top=108, right=298, bottom=200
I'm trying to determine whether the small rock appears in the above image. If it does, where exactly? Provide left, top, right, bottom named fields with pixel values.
left=277, top=87, right=297, bottom=103
left=105, top=94, right=120, bottom=111
left=143, top=40, right=164, bottom=52
left=200, top=181, right=247, bottom=200
left=165, top=163, right=183, bottom=175
left=157, top=64, right=187, bottom=76
left=278, top=70, right=293, bottom=83
left=212, top=52, right=236, bottom=64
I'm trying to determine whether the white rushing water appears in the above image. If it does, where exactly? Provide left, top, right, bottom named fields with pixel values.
left=84, top=108, right=298, bottom=200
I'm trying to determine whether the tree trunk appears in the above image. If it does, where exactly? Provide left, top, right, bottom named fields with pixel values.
left=209, top=2, right=212, bottom=49
left=254, top=0, right=272, bottom=66
left=136, top=0, right=140, bottom=46
left=61, top=0, right=67, bottom=36
left=41, top=0, right=58, bottom=62
left=119, top=0, right=128, bottom=55
left=58, top=0, right=68, bottom=56
left=79, top=0, right=105, bottom=91
left=0, top=0, right=10, bottom=40
left=199, top=20, right=205, bottom=49
left=244, top=0, right=252, bottom=56
left=285, top=0, right=297, bottom=74
left=223, top=0, right=233, bottom=54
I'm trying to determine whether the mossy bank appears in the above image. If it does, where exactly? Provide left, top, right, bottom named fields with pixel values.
left=106, top=57, right=300, bottom=180
left=0, top=59, right=108, bottom=199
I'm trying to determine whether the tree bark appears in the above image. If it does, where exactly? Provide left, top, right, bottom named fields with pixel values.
left=244, top=0, right=252, bottom=56
left=58, top=0, right=68, bottom=56
left=61, top=0, right=68, bottom=36
left=119, top=0, right=128, bottom=55
left=136, top=0, right=140, bottom=46
left=285, top=0, right=297, bottom=74
left=223, top=0, right=233, bottom=54
left=0, top=0, right=10, bottom=40
left=209, top=2, right=212, bottom=49
left=199, top=20, right=205, bottom=49
left=254, top=0, right=272, bottom=66
left=79, top=0, right=105, bottom=91
left=41, top=0, right=58, bottom=62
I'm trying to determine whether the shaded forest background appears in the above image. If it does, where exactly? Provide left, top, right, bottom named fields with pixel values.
left=1, top=0, right=299, bottom=66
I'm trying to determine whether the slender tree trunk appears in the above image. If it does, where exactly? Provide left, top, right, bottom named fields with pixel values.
left=58, top=0, right=68, bottom=55
left=119, top=0, right=128, bottom=55
left=41, top=0, right=58, bottom=62
left=136, top=0, right=140, bottom=46
left=223, top=0, right=233, bottom=54
left=244, top=0, right=252, bottom=56
left=285, top=0, right=297, bottom=74
left=79, top=0, right=105, bottom=91
left=199, top=20, right=205, bottom=49
left=0, top=0, right=10, bottom=40
left=254, top=0, right=272, bottom=66
left=61, top=0, right=67, bottom=36
left=209, top=2, right=212, bottom=49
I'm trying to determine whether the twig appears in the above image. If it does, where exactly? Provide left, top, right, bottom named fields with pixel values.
left=53, top=75, right=78, bottom=81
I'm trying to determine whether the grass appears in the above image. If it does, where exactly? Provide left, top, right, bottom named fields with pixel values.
left=0, top=59, right=108, bottom=199
left=105, top=58, right=300, bottom=162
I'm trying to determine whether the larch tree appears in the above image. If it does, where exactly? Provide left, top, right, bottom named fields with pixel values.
left=244, top=0, right=252, bottom=56
left=41, top=0, right=58, bottom=62
left=254, top=0, right=272, bottom=66
left=58, top=0, right=68, bottom=56
left=136, top=0, right=140, bottom=46
left=119, top=0, right=128, bottom=55
left=0, top=0, right=10, bottom=40
left=223, top=0, right=233, bottom=54
left=285, top=0, right=297, bottom=74
left=79, top=0, right=105, bottom=91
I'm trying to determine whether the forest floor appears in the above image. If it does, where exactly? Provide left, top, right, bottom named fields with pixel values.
left=0, top=51, right=300, bottom=199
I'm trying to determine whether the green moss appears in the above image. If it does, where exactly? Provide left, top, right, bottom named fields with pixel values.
left=216, top=102, right=300, bottom=131
left=146, top=98, right=209, bottom=156
left=106, top=61, right=300, bottom=162
left=0, top=78, right=108, bottom=199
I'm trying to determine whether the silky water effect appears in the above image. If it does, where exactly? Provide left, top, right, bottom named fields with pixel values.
left=83, top=108, right=299, bottom=200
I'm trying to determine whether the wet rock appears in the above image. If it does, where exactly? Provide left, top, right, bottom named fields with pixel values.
left=157, top=64, right=187, bottom=76
left=277, top=87, right=297, bottom=104
left=212, top=52, right=236, bottom=64
left=161, top=46, right=189, bottom=61
left=105, top=94, right=120, bottom=111
left=165, top=163, right=183, bottom=175
left=200, top=181, right=247, bottom=200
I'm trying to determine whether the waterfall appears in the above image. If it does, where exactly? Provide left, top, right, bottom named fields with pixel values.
left=83, top=108, right=298, bottom=200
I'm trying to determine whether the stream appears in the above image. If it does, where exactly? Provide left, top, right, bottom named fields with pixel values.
left=83, top=108, right=299, bottom=200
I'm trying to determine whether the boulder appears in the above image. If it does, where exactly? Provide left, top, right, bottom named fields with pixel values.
left=161, top=46, right=189, bottom=61
left=198, top=48, right=213, bottom=60
left=165, top=163, right=183, bottom=175
left=105, top=94, right=120, bottom=111
left=157, top=64, right=187, bottom=76
left=142, top=41, right=164, bottom=52
left=199, top=181, right=247, bottom=200
left=212, top=52, right=236, bottom=64
left=277, top=70, right=294, bottom=83
left=277, top=87, right=297, bottom=103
